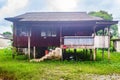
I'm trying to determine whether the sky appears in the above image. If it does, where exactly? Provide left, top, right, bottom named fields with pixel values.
left=0, top=0, right=120, bottom=34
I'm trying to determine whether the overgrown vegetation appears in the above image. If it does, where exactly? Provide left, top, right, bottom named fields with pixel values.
left=0, top=48, right=120, bottom=80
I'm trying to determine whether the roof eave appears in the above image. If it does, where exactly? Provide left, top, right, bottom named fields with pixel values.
left=96, top=20, right=118, bottom=25
left=4, top=17, right=22, bottom=22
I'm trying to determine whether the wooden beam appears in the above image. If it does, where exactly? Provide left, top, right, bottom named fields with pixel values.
left=60, top=26, right=62, bottom=48
left=102, top=29, right=105, bottom=59
left=108, top=27, right=110, bottom=60
left=74, top=49, right=77, bottom=61
left=28, top=30, right=31, bottom=61
left=33, top=46, right=36, bottom=59
left=93, top=25, right=96, bottom=61
left=62, top=49, right=66, bottom=60
left=90, top=49, right=93, bottom=60
left=93, top=48, right=96, bottom=61
left=108, top=48, right=110, bottom=60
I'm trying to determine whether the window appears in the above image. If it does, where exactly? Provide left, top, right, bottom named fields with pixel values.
left=41, top=30, right=46, bottom=37
left=52, top=31, right=57, bottom=37
left=20, top=31, right=27, bottom=36
left=17, top=27, right=28, bottom=36
left=41, top=29, right=57, bottom=37
left=47, top=31, right=52, bottom=37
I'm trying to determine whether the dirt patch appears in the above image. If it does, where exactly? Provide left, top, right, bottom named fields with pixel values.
left=0, top=73, right=16, bottom=80
left=86, top=74, right=120, bottom=80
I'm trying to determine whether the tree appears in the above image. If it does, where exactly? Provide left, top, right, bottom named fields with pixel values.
left=88, top=10, right=118, bottom=38
left=89, top=10, right=113, bottom=20
left=2, top=31, right=12, bottom=39
left=3, top=31, right=12, bottom=35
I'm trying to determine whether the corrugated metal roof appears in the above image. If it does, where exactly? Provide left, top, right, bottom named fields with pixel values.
left=7, top=12, right=104, bottom=21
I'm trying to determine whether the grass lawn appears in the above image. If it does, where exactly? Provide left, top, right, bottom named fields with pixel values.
left=0, top=48, right=120, bottom=80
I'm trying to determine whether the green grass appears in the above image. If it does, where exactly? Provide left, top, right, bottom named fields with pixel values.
left=0, top=48, right=120, bottom=80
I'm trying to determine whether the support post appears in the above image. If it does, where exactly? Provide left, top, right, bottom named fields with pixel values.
left=28, top=30, right=31, bottom=61
left=62, top=49, right=66, bottom=60
left=33, top=46, right=36, bottom=59
left=74, top=49, right=77, bottom=61
left=108, top=48, right=110, bottom=60
left=93, top=48, right=96, bottom=61
left=60, top=26, right=62, bottom=47
left=93, top=25, right=96, bottom=61
left=102, top=29, right=105, bottom=59
left=108, top=27, right=110, bottom=61
left=90, top=49, right=93, bottom=60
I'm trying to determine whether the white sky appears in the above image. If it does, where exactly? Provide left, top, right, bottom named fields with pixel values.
left=0, top=0, right=120, bottom=34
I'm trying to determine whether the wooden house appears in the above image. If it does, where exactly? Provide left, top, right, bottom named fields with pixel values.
left=5, top=12, right=118, bottom=60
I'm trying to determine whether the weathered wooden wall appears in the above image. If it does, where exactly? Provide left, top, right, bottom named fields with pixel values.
left=94, top=36, right=109, bottom=48
left=62, top=36, right=109, bottom=49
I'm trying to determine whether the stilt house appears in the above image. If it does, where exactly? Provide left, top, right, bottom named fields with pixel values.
left=5, top=12, right=118, bottom=60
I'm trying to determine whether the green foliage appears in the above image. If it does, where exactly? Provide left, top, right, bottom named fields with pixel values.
left=89, top=10, right=113, bottom=20
left=0, top=49, right=120, bottom=80
left=3, top=31, right=12, bottom=35
left=89, top=10, right=118, bottom=37
left=110, top=25, right=119, bottom=38
left=96, top=30, right=103, bottom=36
left=110, top=41, right=114, bottom=52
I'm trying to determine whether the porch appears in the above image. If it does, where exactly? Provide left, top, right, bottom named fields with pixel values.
left=60, top=36, right=110, bottom=61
